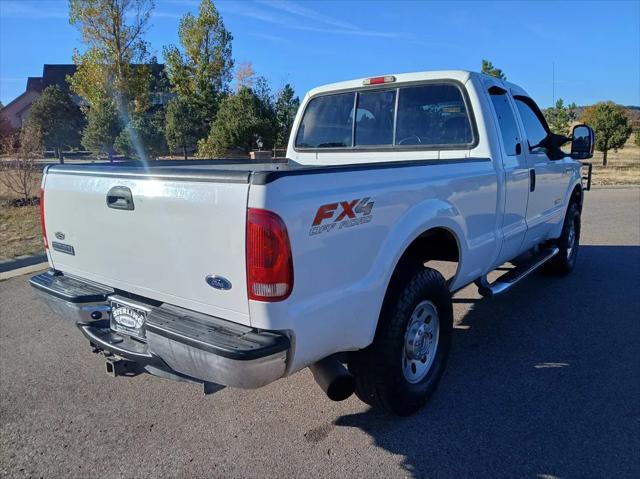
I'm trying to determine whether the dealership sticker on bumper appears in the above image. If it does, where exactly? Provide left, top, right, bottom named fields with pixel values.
left=110, top=301, right=147, bottom=340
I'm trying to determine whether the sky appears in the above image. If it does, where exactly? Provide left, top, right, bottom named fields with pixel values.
left=0, top=0, right=638, bottom=108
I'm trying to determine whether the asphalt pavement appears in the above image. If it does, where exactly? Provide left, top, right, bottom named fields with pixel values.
left=1, top=187, right=639, bottom=478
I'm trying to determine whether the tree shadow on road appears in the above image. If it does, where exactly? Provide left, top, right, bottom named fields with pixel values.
left=335, top=245, right=640, bottom=478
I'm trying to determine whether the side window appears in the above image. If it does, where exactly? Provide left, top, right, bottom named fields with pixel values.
left=354, top=89, right=396, bottom=146
left=514, top=97, right=548, bottom=149
left=295, top=92, right=355, bottom=148
left=396, top=84, right=472, bottom=146
left=488, top=87, right=520, bottom=155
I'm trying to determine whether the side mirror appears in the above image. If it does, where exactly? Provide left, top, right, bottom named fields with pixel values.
left=570, top=124, right=595, bottom=160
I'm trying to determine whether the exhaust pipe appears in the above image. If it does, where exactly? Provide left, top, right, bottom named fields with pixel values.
left=310, top=355, right=355, bottom=402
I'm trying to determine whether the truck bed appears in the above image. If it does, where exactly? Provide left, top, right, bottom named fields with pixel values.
left=46, top=159, right=296, bottom=184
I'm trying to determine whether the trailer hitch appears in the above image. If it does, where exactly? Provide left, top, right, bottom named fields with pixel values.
left=105, top=357, right=144, bottom=377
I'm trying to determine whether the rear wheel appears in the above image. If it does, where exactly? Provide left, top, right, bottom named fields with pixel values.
left=348, top=267, right=453, bottom=416
left=542, top=201, right=581, bottom=276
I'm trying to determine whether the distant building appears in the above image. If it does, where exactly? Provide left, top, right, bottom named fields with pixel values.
left=1, top=63, right=169, bottom=129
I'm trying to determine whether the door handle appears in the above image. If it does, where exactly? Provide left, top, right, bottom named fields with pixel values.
left=563, top=167, right=573, bottom=175
left=529, top=169, right=536, bottom=192
left=106, top=186, right=135, bottom=211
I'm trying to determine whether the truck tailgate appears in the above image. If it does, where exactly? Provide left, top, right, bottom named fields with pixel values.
left=42, top=169, right=250, bottom=324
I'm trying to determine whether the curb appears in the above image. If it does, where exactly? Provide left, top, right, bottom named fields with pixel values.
left=0, top=253, right=48, bottom=280
left=590, top=185, right=640, bottom=190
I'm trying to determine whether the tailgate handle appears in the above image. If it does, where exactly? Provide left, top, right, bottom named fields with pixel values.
left=106, top=186, right=134, bottom=211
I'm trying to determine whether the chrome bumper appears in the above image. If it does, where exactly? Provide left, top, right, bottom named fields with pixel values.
left=31, top=271, right=289, bottom=389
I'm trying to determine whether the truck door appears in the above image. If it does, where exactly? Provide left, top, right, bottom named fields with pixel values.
left=486, top=85, right=529, bottom=264
left=514, top=95, right=566, bottom=250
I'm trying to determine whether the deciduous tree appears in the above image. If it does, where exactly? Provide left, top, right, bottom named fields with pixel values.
left=235, top=62, right=256, bottom=91
left=581, top=102, right=632, bottom=167
left=0, top=103, right=18, bottom=155
left=163, top=0, right=233, bottom=125
left=0, top=121, right=42, bottom=202
left=68, top=0, right=155, bottom=112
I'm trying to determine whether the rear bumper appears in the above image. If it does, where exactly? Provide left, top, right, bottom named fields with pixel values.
left=30, top=270, right=290, bottom=389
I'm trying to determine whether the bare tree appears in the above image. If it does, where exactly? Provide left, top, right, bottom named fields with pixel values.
left=235, top=61, right=256, bottom=91
left=0, top=122, right=42, bottom=203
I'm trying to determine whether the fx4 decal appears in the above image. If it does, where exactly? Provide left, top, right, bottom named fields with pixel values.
left=309, top=197, right=374, bottom=236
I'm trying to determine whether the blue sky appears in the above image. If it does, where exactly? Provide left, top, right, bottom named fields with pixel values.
left=1, top=0, right=638, bottom=107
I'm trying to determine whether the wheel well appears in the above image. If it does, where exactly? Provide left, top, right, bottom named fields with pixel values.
left=383, top=228, right=460, bottom=310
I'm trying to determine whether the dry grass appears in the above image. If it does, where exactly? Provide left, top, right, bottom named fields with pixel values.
left=0, top=205, right=42, bottom=260
left=0, top=170, right=43, bottom=260
left=588, top=137, right=640, bottom=186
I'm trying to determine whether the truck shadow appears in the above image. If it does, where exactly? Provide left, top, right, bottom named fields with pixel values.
left=334, top=245, right=640, bottom=477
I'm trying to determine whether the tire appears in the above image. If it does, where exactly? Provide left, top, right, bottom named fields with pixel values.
left=348, top=267, right=453, bottom=416
left=542, top=201, right=581, bottom=276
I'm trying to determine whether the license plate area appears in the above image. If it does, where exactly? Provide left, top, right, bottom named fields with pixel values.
left=110, top=297, right=150, bottom=340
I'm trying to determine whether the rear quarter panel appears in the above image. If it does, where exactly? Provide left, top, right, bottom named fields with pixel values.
left=248, top=159, right=499, bottom=373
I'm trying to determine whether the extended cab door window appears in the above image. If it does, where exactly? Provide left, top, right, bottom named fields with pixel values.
left=488, top=87, right=520, bottom=155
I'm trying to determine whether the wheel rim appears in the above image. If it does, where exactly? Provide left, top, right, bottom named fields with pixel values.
left=402, top=300, right=440, bottom=384
left=566, top=217, right=577, bottom=260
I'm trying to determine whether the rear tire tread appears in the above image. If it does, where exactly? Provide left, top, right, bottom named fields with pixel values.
left=349, top=267, right=452, bottom=416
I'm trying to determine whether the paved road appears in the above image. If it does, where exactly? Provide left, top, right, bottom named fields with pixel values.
left=1, top=188, right=639, bottom=478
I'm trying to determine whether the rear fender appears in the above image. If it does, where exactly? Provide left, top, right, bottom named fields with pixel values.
left=360, top=197, right=466, bottom=346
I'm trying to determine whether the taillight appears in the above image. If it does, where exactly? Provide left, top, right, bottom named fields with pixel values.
left=39, top=187, right=48, bottom=249
left=246, top=208, right=293, bottom=301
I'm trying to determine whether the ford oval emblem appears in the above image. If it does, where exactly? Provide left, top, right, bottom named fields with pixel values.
left=205, top=275, right=232, bottom=291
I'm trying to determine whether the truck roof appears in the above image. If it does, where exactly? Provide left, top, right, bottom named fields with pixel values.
left=305, top=69, right=530, bottom=101
left=306, top=70, right=476, bottom=97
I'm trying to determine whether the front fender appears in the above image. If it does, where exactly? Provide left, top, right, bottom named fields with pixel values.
left=550, top=176, right=583, bottom=239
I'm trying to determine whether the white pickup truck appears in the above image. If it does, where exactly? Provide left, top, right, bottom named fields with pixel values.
left=31, top=71, right=594, bottom=415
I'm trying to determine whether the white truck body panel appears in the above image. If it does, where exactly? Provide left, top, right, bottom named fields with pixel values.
left=248, top=159, right=501, bottom=371
left=43, top=171, right=251, bottom=324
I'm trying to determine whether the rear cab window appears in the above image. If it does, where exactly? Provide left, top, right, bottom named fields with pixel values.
left=294, top=82, right=475, bottom=151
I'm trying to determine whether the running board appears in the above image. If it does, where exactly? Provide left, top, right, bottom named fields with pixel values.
left=475, top=247, right=560, bottom=297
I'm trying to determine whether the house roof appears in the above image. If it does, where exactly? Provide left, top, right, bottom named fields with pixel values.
left=21, top=63, right=167, bottom=95
left=41, top=64, right=78, bottom=90
left=26, top=77, right=43, bottom=92
left=1, top=63, right=168, bottom=119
